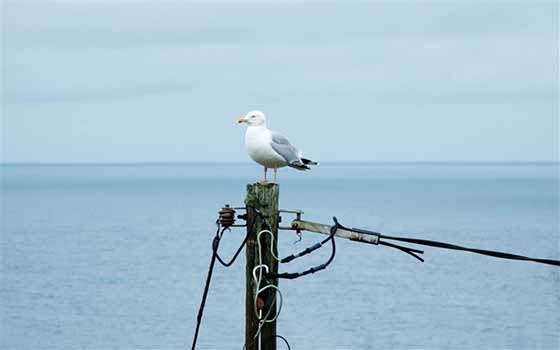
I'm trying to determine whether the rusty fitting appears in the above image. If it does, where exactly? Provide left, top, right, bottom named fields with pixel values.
left=218, top=205, right=236, bottom=228
left=256, top=297, right=265, bottom=310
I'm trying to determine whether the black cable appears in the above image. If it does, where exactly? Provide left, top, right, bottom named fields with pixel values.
left=379, top=234, right=560, bottom=266
left=194, top=211, right=274, bottom=349
left=192, top=225, right=226, bottom=350
left=280, top=225, right=336, bottom=264
left=334, top=221, right=559, bottom=267
left=216, top=231, right=249, bottom=267
left=276, top=335, right=292, bottom=350
left=335, top=220, right=426, bottom=262
left=242, top=335, right=291, bottom=350
left=379, top=240, right=424, bottom=262
left=339, top=220, right=560, bottom=266
left=271, top=217, right=338, bottom=280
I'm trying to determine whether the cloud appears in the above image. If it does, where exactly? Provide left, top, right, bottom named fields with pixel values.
left=3, top=1, right=557, bottom=49
left=2, top=0, right=558, bottom=162
left=4, top=36, right=556, bottom=104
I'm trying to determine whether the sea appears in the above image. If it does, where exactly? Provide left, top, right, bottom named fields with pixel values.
left=1, top=162, right=559, bottom=350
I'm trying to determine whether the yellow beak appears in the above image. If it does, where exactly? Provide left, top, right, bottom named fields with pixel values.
left=237, top=117, right=248, bottom=124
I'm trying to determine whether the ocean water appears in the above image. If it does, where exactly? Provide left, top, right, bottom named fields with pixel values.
left=1, top=162, right=559, bottom=350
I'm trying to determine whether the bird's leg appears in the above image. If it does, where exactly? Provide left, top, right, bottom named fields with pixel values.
left=263, top=167, right=268, bottom=183
left=273, top=168, right=277, bottom=183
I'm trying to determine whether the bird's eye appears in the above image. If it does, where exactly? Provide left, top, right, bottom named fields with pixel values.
left=251, top=115, right=256, bottom=118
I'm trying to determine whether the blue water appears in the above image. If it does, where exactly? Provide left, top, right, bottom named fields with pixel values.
left=2, top=163, right=559, bottom=350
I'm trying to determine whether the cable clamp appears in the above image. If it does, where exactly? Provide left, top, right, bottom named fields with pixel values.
left=351, top=227, right=381, bottom=245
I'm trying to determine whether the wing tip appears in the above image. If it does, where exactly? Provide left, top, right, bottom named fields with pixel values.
left=301, top=158, right=319, bottom=166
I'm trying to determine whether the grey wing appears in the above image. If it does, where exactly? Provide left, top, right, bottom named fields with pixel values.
left=270, top=131, right=307, bottom=169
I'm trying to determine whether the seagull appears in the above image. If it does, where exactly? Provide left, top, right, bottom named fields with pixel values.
left=237, top=110, right=318, bottom=183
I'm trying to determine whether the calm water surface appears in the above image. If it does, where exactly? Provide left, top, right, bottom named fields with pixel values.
left=1, top=163, right=559, bottom=349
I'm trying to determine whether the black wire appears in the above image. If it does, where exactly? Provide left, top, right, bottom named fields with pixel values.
left=333, top=219, right=559, bottom=267
left=271, top=217, right=338, bottom=280
left=379, top=241, right=424, bottom=262
left=280, top=225, right=337, bottom=264
left=334, top=220, right=426, bottom=262
left=276, top=335, right=292, bottom=350
left=242, top=335, right=291, bottom=350
left=216, top=231, right=249, bottom=267
left=192, top=225, right=226, bottom=350
left=379, top=234, right=560, bottom=266
left=193, top=211, right=269, bottom=349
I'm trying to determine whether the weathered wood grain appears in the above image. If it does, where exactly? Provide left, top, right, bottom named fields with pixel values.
left=245, top=183, right=279, bottom=350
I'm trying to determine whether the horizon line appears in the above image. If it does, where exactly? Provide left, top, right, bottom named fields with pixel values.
left=1, top=160, right=558, bottom=166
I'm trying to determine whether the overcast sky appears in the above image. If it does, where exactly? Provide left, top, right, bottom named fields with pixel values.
left=2, top=1, right=558, bottom=163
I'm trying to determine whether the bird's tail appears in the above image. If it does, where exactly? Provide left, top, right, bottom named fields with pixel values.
left=301, top=158, right=319, bottom=166
left=288, top=158, right=318, bottom=171
left=288, top=162, right=309, bottom=170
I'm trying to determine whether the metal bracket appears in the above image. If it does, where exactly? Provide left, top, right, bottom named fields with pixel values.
left=231, top=207, right=248, bottom=227
left=278, top=209, right=304, bottom=231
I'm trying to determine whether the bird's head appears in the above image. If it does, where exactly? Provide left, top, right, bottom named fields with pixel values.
left=237, top=110, right=266, bottom=127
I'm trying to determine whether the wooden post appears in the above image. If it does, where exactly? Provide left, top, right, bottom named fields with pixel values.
left=245, top=183, right=279, bottom=350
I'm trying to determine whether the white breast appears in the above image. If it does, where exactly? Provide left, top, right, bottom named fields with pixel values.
left=245, top=126, right=287, bottom=168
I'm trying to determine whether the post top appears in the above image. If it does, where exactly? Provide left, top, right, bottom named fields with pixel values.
left=245, top=182, right=280, bottom=209
left=248, top=182, right=279, bottom=188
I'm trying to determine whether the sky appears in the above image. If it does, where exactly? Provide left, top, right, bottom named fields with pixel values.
left=1, top=0, right=558, bottom=163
